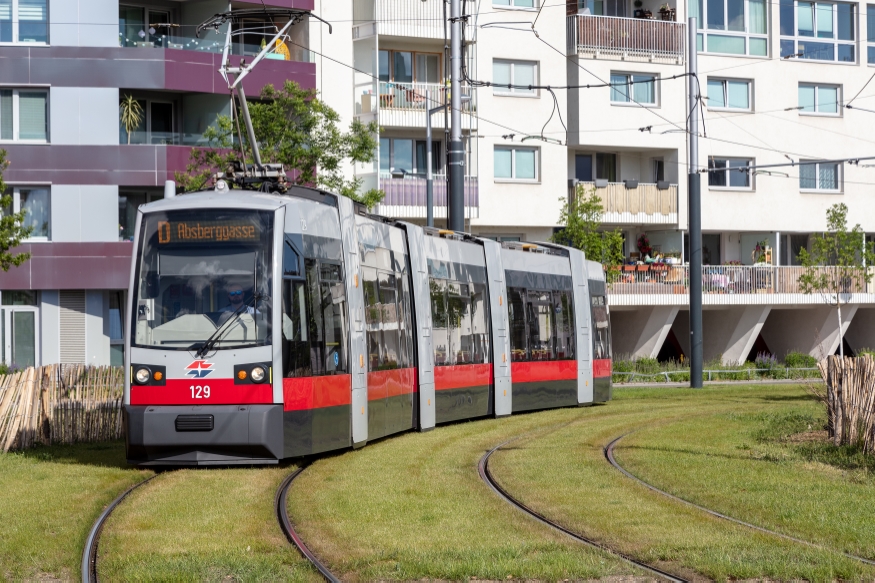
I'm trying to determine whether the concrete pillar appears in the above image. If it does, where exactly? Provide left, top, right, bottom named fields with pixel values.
left=611, top=306, right=679, bottom=359
left=702, top=306, right=772, bottom=365
left=761, top=305, right=858, bottom=360
left=843, top=307, right=875, bottom=353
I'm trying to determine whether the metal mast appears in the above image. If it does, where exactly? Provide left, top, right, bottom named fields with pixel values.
left=448, top=0, right=465, bottom=231
left=688, top=17, right=703, bottom=388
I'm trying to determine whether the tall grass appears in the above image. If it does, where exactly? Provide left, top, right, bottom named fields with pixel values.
left=612, top=352, right=821, bottom=383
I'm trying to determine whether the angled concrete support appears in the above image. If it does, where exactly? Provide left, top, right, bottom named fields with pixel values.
left=761, top=305, right=858, bottom=360
left=703, top=306, right=772, bottom=365
left=842, top=307, right=875, bottom=353
left=610, top=306, right=679, bottom=359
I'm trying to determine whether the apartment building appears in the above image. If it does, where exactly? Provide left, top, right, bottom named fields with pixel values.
left=326, top=0, right=875, bottom=362
left=0, top=0, right=314, bottom=367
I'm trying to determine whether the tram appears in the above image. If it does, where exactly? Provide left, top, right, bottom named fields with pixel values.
left=124, top=186, right=612, bottom=466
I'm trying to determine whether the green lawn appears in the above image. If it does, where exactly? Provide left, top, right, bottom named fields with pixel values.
left=0, top=441, right=150, bottom=581
left=488, top=385, right=875, bottom=581
left=98, top=466, right=318, bottom=581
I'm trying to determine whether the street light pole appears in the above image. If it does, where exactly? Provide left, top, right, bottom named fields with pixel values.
left=688, top=17, right=703, bottom=388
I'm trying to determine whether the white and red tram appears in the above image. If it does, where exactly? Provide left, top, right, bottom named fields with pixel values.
left=124, top=187, right=612, bottom=465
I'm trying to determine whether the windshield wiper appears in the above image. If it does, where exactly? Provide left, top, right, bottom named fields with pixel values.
left=195, top=293, right=261, bottom=358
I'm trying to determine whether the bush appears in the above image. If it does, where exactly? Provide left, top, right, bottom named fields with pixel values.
left=783, top=351, right=817, bottom=369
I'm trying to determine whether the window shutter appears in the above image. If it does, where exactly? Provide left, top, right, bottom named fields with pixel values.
left=18, top=0, right=47, bottom=21
left=0, top=90, right=11, bottom=140
left=0, top=1, right=11, bottom=21
left=60, top=290, right=86, bottom=364
left=18, top=92, right=47, bottom=140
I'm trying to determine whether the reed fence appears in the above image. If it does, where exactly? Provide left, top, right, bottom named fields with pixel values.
left=0, top=365, right=124, bottom=453
left=818, top=356, right=875, bottom=452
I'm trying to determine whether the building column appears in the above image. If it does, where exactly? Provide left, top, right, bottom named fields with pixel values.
left=761, top=305, right=858, bottom=360
left=702, top=306, right=772, bottom=365
left=842, top=307, right=875, bottom=354
left=610, top=306, right=679, bottom=359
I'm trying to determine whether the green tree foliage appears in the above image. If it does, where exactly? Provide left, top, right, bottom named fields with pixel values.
left=176, top=81, right=383, bottom=208
left=798, top=203, right=875, bottom=357
left=551, top=184, right=624, bottom=266
left=0, top=150, right=34, bottom=271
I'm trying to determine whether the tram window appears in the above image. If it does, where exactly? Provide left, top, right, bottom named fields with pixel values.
left=362, top=266, right=382, bottom=370
left=448, top=282, right=473, bottom=365
left=396, top=269, right=413, bottom=368
left=591, top=294, right=611, bottom=360
left=283, top=240, right=301, bottom=277
left=507, top=287, right=527, bottom=361
left=553, top=290, right=575, bottom=360
left=527, top=290, right=555, bottom=361
left=430, top=278, right=449, bottom=365
left=470, top=283, right=490, bottom=364
left=379, top=271, right=400, bottom=369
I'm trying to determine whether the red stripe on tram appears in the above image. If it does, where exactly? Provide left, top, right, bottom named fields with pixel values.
left=510, top=360, right=577, bottom=384
left=593, top=359, right=613, bottom=379
left=130, top=378, right=272, bottom=405
left=283, top=375, right=352, bottom=411
left=367, top=368, right=417, bottom=402
left=434, top=364, right=493, bottom=391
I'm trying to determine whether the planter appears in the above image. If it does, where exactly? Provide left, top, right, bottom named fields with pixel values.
left=656, top=180, right=671, bottom=190
left=594, top=178, right=609, bottom=188
left=624, top=179, right=639, bottom=189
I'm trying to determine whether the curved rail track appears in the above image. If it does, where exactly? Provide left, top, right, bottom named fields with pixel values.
left=605, top=433, right=875, bottom=567
left=479, top=439, right=689, bottom=582
left=81, top=474, right=159, bottom=583
left=275, top=465, right=341, bottom=583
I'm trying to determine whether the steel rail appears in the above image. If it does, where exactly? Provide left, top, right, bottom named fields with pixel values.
left=605, top=433, right=875, bottom=567
left=81, top=474, right=159, bottom=583
left=275, top=465, right=341, bottom=583
left=479, top=438, right=689, bottom=583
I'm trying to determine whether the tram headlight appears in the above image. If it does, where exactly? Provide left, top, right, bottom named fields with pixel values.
left=250, top=366, right=266, bottom=383
left=135, top=367, right=151, bottom=384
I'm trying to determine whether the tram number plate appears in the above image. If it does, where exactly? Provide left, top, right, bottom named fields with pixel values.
left=190, top=385, right=211, bottom=399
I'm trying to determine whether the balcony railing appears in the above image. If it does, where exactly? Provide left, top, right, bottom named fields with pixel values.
left=374, top=173, right=479, bottom=219
left=120, top=31, right=314, bottom=62
left=609, top=265, right=874, bottom=298
left=566, top=14, right=685, bottom=63
left=352, top=0, right=475, bottom=41
left=580, top=181, right=677, bottom=224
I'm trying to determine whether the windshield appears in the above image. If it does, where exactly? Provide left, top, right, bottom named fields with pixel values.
left=132, top=209, right=273, bottom=350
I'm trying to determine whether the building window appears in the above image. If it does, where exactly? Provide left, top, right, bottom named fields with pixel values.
left=707, top=78, right=752, bottom=110
left=800, top=160, right=840, bottom=190
left=868, top=4, right=875, bottom=63
left=577, top=0, right=626, bottom=16
left=119, top=98, right=176, bottom=144
left=798, top=83, right=840, bottom=114
left=380, top=138, right=443, bottom=176
left=494, top=146, right=538, bottom=181
left=691, top=0, right=768, bottom=55
left=0, top=89, right=48, bottom=142
left=108, top=291, right=124, bottom=366
left=0, top=0, right=47, bottom=44
left=3, top=186, right=51, bottom=239
left=0, top=290, right=38, bottom=368
left=780, top=1, right=855, bottom=61
left=494, top=0, right=537, bottom=8
left=493, top=60, right=538, bottom=96
left=119, top=190, right=163, bottom=241
left=610, top=73, right=657, bottom=105
left=708, top=157, right=752, bottom=188
left=378, top=50, right=441, bottom=84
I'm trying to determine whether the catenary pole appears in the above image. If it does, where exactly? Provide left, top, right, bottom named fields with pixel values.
left=688, top=17, right=703, bottom=388
left=448, top=0, right=465, bottom=231
left=426, top=90, right=434, bottom=228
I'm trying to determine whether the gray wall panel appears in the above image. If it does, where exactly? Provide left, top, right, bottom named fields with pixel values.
left=40, top=290, right=60, bottom=365
left=80, top=185, right=119, bottom=242
left=85, top=289, right=109, bottom=365
left=79, top=88, right=119, bottom=144
left=50, top=0, right=118, bottom=47
left=48, top=0, right=80, bottom=47
left=49, top=87, right=81, bottom=145
left=51, top=186, right=83, bottom=242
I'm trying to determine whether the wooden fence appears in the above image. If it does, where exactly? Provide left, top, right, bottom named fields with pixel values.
left=0, top=365, right=124, bottom=453
left=818, top=356, right=875, bottom=453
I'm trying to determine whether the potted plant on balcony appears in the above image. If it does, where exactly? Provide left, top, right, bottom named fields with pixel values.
left=634, top=0, right=644, bottom=18
left=119, top=95, right=144, bottom=145
left=659, top=2, right=676, bottom=20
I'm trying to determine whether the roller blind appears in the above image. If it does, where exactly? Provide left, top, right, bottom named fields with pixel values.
left=18, top=0, right=47, bottom=21
left=59, top=290, right=86, bottom=364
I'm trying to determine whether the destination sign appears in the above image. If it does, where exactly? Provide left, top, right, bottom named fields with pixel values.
left=157, top=220, right=260, bottom=244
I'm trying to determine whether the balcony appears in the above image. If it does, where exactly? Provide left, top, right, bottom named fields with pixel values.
left=122, top=31, right=315, bottom=63
left=580, top=181, right=677, bottom=225
left=372, top=173, right=479, bottom=220
left=566, top=14, right=685, bottom=63
left=356, top=81, right=476, bottom=130
left=352, top=0, right=474, bottom=41
left=608, top=266, right=875, bottom=306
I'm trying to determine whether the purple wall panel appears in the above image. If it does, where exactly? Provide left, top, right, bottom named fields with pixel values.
left=0, top=243, right=133, bottom=290
left=239, top=0, right=314, bottom=8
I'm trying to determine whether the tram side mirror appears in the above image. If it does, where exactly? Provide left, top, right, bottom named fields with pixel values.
left=144, top=272, right=160, bottom=299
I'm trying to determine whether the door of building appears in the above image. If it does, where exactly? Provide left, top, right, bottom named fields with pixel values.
left=1, top=292, right=39, bottom=368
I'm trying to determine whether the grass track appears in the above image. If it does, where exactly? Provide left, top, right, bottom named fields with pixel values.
left=488, top=385, right=875, bottom=581
left=98, top=465, right=319, bottom=581
left=0, top=441, right=151, bottom=581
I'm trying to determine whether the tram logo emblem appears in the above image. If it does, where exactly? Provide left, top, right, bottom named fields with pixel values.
left=186, top=360, right=214, bottom=378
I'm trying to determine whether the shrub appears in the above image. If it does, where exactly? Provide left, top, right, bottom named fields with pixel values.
left=783, top=351, right=817, bottom=369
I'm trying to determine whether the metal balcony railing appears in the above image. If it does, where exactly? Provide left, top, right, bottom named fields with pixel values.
left=352, top=0, right=476, bottom=41
left=374, top=173, right=479, bottom=219
left=566, top=14, right=685, bottom=62
left=580, top=181, right=677, bottom=224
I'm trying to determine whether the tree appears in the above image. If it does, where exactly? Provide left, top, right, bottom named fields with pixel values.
left=0, top=150, right=34, bottom=271
left=551, top=184, right=624, bottom=266
left=174, top=116, right=238, bottom=193
left=119, top=95, right=144, bottom=145
left=798, top=203, right=875, bottom=358
left=176, top=82, right=383, bottom=208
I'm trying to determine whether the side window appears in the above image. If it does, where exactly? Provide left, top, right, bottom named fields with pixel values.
left=283, top=238, right=301, bottom=277
left=430, top=277, right=448, bottom=365
left=527, top=289, right=555, bottom=361
left=470, top=283, right=490, bottom=364
left=379, top=271, right=400, bottom=369
left=508, top=287, right=527, bottom=361
left=553, top=290, right=575, bottom=360
left=396, top=266, right=414, bottom=368
left=318, top=262, right=346, bottom=374
left=591, top=294, right=611, bottom=359
left=448, top=282, right=473, bottom=365
left=363, top=266, right=382, bottom=370
left=282, top=279, right=309, bottom=376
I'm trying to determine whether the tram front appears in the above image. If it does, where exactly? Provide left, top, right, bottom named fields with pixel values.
left=124, top=193, right=283, bottom=466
